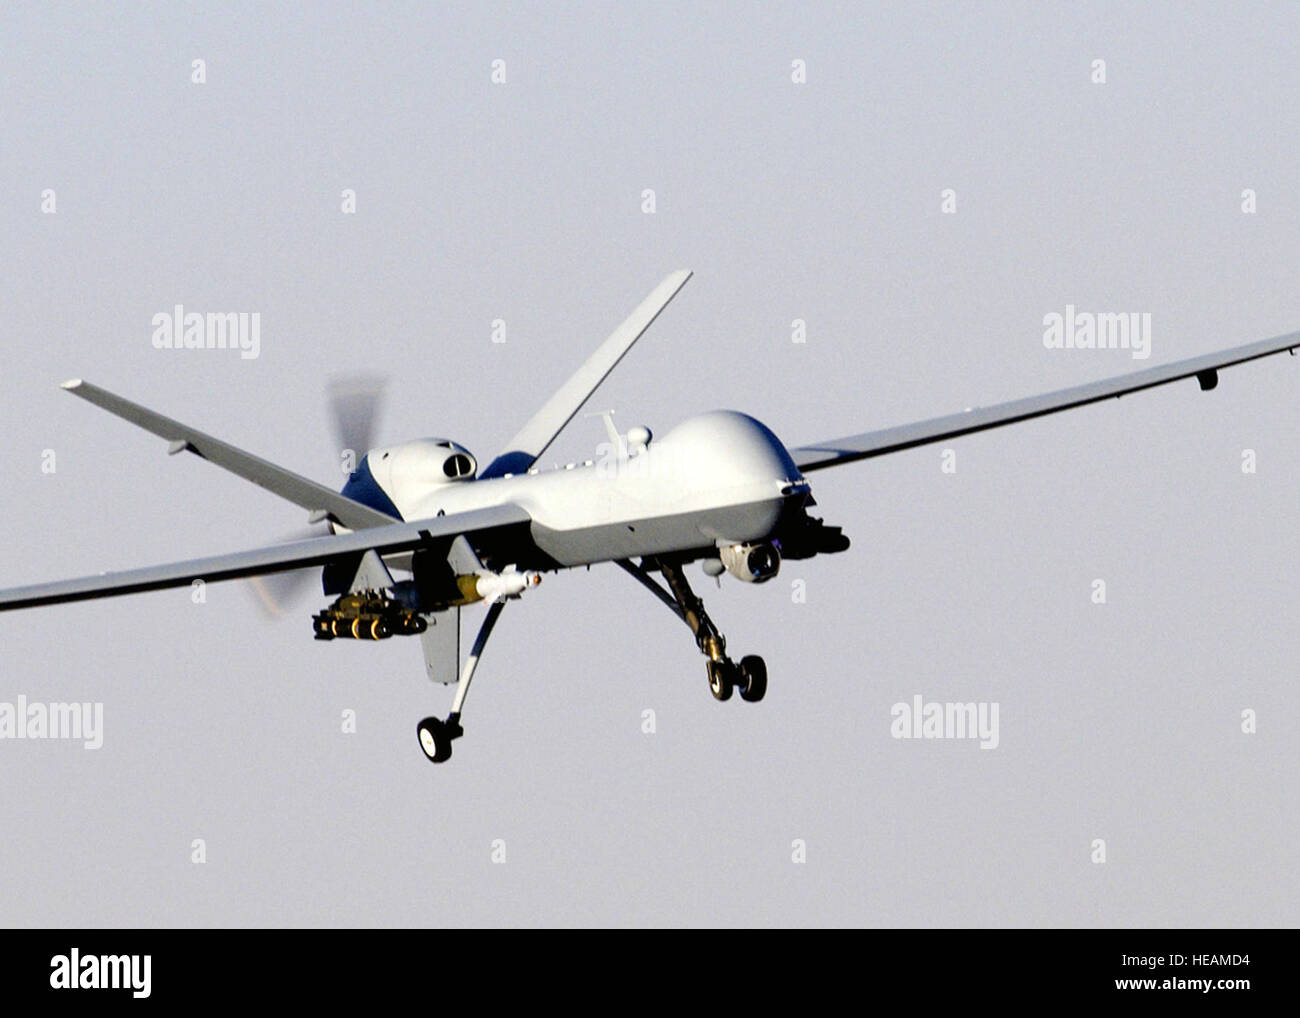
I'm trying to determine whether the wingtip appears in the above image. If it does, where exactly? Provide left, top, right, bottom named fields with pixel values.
left=60, top=378, right=83, bottom=390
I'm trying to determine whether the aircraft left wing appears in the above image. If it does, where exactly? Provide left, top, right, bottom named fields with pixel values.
left=0, top=504, right=531, bottom=612
left=790, top=329, right=1300, bottom=472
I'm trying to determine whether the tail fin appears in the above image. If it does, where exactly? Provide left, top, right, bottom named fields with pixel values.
left=420, top=607, right=460, bottom=684
left=479, top=270, right=692, bottom=478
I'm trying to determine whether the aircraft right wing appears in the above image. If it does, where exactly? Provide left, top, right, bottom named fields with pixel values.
left=790, top=329, right=1300, bottom=472
left=0, top=504, right=532, bottom=612
left=61, top=379, right=395, bottom=530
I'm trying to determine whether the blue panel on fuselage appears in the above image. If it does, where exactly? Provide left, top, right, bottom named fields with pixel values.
left=340, top=454, right=402, bottom=520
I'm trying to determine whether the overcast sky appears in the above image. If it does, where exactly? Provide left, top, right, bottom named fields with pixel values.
left=1, top=1, right=1296, bottom=927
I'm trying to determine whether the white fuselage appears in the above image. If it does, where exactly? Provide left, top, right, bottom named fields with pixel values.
left=363, top=410, right=807, bottom=568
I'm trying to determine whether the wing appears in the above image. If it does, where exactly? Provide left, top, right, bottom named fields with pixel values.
left=479, top=270, right=693, bottom=478
left=790, top=329, right=1300, bottom=472
left=0, top=504, right=531, bottom=612
left=61, top=379, right=394, bottom=530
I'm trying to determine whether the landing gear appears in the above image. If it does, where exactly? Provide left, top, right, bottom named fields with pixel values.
left=617, top=557, right=769, bottom=705
left=415, top=599, right=506, bottom=764
left=416, top=713, right=463, bottom=763
left=738, top=654, right=767, bottom=702
left=706, top=655, right=765, bottom=702
left=707, top=660, right=735, bottom=701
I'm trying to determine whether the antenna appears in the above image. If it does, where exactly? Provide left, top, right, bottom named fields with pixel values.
left=582, top=409, right=626, bottom=458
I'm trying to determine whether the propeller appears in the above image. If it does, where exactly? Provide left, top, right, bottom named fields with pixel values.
left=327, top=374, right=386, bottom=467
left=247, top=547, right=317, bottom=616
left=246, top=374, right=388, bottom=619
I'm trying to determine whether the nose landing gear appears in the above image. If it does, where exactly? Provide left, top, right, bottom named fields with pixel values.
left=737, top=654, right=767, bottom=702
left=706, top=659, right=734, bottom=700
left=706, top=654, right=767, bottom=702
left=617, top=557, right=768, bottom=704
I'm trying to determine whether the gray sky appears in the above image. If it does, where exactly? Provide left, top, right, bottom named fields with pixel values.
left=0, top=1, right=1296, bottom=927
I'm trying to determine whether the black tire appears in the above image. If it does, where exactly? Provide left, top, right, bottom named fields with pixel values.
left=739, top=655, right=767, bottom=702
left=707, top=660, right=734, bottom=701
left=416, top=717, right=453, bottom=763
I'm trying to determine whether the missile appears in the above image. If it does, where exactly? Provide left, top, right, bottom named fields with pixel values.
left=456, top=568, right=542, bottom=604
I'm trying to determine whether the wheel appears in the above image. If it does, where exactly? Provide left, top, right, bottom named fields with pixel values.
left=416, top=717, right=453, bottom=763
left=707, top=660, right=734, bottom=701
left=738, top=655, right=767, bottom=702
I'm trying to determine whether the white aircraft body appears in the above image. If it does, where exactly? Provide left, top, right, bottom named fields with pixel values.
left=1, top=270, right=1295, bottom=763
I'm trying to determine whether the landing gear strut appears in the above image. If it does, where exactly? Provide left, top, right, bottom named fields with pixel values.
left=416, top=598, right=506, bottom=764
left=617, top=557, right=768, bottom=703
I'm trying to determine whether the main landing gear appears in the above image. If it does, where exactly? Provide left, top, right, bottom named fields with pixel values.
left=617, top=557, right=768, bottom=703
left=415, top=598, right=506, bottom=764
left=416, top=713, right=463, bottom=764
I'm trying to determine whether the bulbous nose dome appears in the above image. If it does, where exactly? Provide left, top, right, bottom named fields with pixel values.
left=656, top=411, right=801, bottom=487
